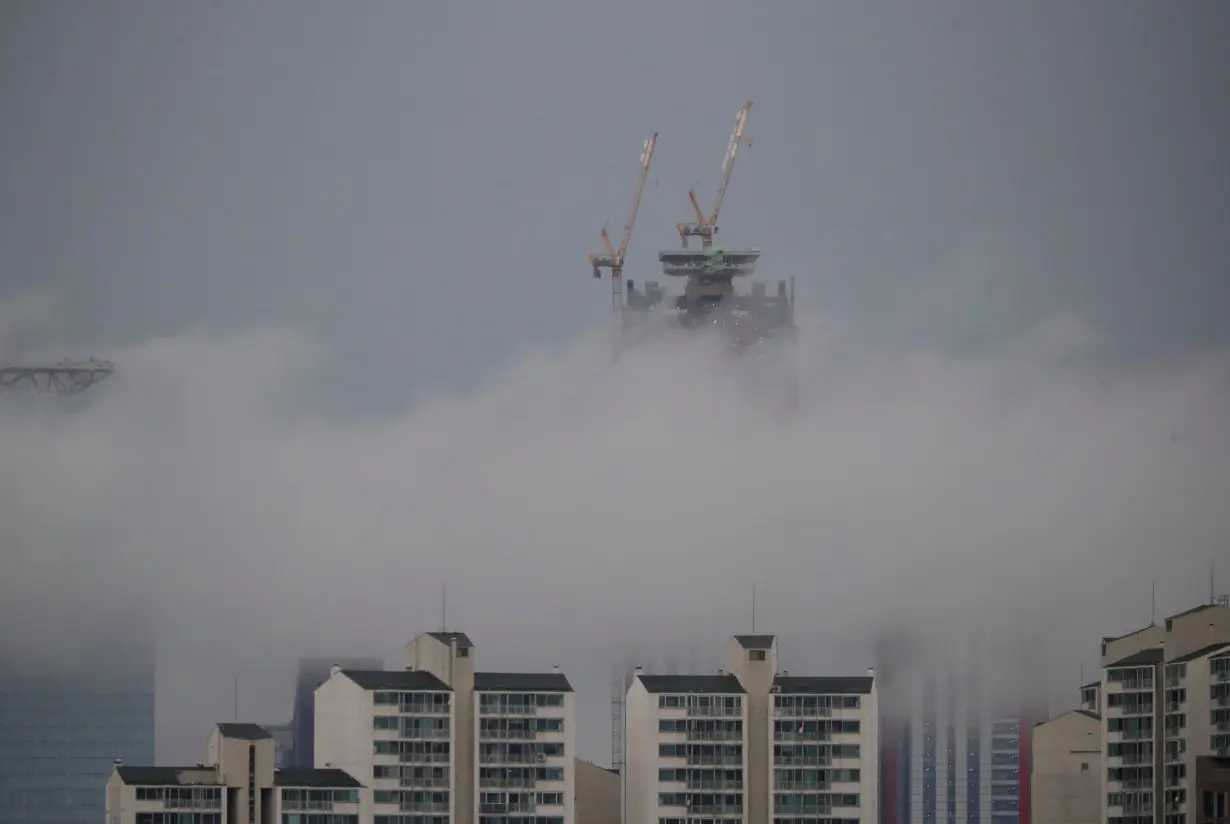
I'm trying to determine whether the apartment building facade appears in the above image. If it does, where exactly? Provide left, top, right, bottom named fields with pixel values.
left=621, top=633, right=878, bottom=824
left=313, top=631, right=576, bottom=824
left=1094, top=600, right=1230, bottom=824
left=106, top=722, right=365, bottom=824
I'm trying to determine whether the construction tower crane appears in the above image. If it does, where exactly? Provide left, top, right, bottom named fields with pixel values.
left=676, top=101, right=753, bottom=249
left=588, top=132, right=659, bottom=323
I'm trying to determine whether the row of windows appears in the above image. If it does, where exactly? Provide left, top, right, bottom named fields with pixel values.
left=479, top=743, right=564, bottom=758
left=774, top=793, right=859, bottom=808
left=772, top=744, right=860, bottom=761
left=1110, top=716, right=1153, bottom=735
left=373, top=693, right=451, bottom=711
left=1110, top=741, right=1153, bottom=760
left=135, top=815, right=221, bottom=824
left=659, top=695, right=743, bottom=711
left=479, top=693, right=565, bottom=709
left=374, top=716, right=450, bottom=733
left=659, top=768, right=743, bottom=783
left=478, top=791, right=562, bottom=805
left=375, top=790, right=448, bottom=804
left=374, top=817, right=448, bottom=824
left=659, top=719, right=742, bottom=734
left=770, top=819, right=861, bottom=824
left=374, top=765, right=450, bottom=782
left=478, top=766, right=564, bottom=782
left=282, top=789, right=359, bottom=804
left=659, top=744, right=743, bottom=759
left=773, top=696, right=860, bottom=712
left=136, top=787, right=222, bottom=804
left=773, top=720, right=860, bottom=737
left=281, top=817, right=358, bottom=824
left=374, top=741, right=450, bottom=758
left=773, top=768, right=861, bottom=785
left=660, top=792, right=742, bottom=807
left=476, top=818, right=562, bottom=824
left=481, top=717, right=564, bottom=733
left=1107, top=667, right=1154, bottom=688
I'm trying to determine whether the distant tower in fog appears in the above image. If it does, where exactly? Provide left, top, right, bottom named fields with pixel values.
left=876, top=625, right=1048, bottom=824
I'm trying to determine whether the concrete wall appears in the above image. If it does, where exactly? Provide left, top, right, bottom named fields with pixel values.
left=724, top=638, right=775, bottom=824
left=1101, top=625, right=1163, bottom=667
left=1164, top=604, right=1230, bottom=661
left=575, top=759, right=620, bottom=824
left=621, top=677, right=655, bottom=824
left=1030, top=710, right=1100, bottom=824
left=408, top=634, right=474, bottom=824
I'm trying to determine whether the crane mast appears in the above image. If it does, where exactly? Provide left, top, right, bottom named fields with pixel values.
left=588, top=133, right=658, bottom=354
left=677, top=101, right=753, bottom=249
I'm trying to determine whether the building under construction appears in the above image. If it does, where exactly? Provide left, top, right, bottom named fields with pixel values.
left=589, top=102, right=798, bottom=376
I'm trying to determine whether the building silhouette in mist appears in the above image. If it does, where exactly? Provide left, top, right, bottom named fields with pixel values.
left=876, top=627, right=1048, bottom=824
left=0, top=614, right=155, bottom=824
left=289, top=656, right=383, bottom=768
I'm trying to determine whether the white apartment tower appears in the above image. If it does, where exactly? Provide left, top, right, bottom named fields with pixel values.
left=1097, top=600, right=1230, bottom=824
left=106, top=723, right=365, bottom=824
left=621, top=634, right=879, bottom=824
left=623, top=669, right=749, bottom=824
left=313, top=631, right=576, bottom=824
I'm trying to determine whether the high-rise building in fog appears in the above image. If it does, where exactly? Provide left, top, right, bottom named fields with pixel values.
left=313, top=631, right=577, bottom=824
left=0, top=615, right=155, bottom=824
left=289, top=656, right=383, bottom=769
left=876, top=628, right=1047, bottom=824
left=621, top=634, right=880, bottom=824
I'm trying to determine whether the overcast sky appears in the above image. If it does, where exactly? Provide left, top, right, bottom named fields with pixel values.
left=1, top=0, right=1228, bottom=765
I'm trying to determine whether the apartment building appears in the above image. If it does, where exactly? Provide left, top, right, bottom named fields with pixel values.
left=106, top=722, right=364, bottom=824
left=621, top=633, right=878, bottom=824
left=313, top=631, right=576, bottom=824
left=1094, top=599, right=1230, bottom=824
left=1029, top=710, right=1101, bottom=824
left=623, top=670, right=748, bottom=824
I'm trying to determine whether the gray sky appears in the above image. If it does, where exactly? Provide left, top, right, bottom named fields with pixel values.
left=1, top=1, right=1228, bottom=765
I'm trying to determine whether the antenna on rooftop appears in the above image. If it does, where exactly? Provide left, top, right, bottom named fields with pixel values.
left=1151, top=580, right=1156, bottom=624
left=233, top=676, right=239, bottom=721
left=440, top=584, right=447, bottom=632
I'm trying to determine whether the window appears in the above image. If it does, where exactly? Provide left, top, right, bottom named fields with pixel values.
left=457, top=647, right=469, bottom=657
left=750, top=650, right=766, bottom=661
left=1080, top=762, right=1089, bottom=772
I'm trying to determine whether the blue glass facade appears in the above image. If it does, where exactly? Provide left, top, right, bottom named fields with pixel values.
left=289, top=658, right=381, bottom=768
left=0, top=673, right=154, bottom=824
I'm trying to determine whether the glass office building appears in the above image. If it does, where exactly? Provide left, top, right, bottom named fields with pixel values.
left=0, top=615, right=155, bottom=824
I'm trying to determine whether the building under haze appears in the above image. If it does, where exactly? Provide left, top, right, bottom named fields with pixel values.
left=313, top=630, right=576, bottom=824
left=1085, top=599, right=1230, bottom=824
left=0, top=626, right=155, bottom=824
left=106, top=722, right=364, bottom=824
left=289, top=656, right=384, bottom=769
left=622, top=634, right=879, bottom=824
left=875, top=627, right=1047, bottom=824
left=1027, top=709, right=1101, bottom=824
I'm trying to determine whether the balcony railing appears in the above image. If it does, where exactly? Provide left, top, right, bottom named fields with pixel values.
left=399, top=778, right=448, bottom=789
left=772, top=707, right=832, bottom=718
left=480, top=729, right=537, bottom=741
left=400, top=802, right=449, bottom=813
left=686, top=730, right=742, bottom=742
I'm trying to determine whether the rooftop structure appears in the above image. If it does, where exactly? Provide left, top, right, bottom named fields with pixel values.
left=0, top=358, right=114, bottom=395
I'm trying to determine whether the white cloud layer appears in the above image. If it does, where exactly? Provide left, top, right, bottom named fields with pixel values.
left=2, top=296, right=1227, bottom=762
